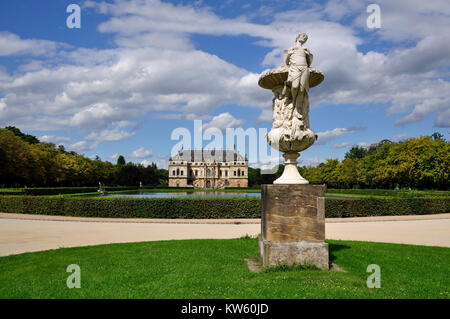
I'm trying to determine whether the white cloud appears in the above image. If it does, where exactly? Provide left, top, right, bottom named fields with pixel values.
left=69, top=128, right=134, bottom=152
left=202, top=112, right=245, bottom=131
left=435, top=108, right=450, bottom=128
left=316, top=126, right=366, bottom=145
left=39, top=135, right=71, bottom=145
left=0, top=0, right=449, bottom=160
left=299, top=156, right=326, bottom=167
left=130, top=147, right=152, bottom=159
left=70, top=140, right=93, bottom=152
left=332, top=142, right=350, bottom=149
left=140, top=159, right=153, bottom=167
left=0, top=32, right=63, bottom=56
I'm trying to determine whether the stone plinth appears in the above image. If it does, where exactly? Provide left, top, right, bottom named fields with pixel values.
left=259, top=184, right=329, bottom=270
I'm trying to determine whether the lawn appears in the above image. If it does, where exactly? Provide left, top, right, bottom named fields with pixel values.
left=0, top=238, right=448, bottom=299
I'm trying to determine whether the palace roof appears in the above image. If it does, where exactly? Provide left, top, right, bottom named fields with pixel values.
left=169, top=149, right=247, bottom=163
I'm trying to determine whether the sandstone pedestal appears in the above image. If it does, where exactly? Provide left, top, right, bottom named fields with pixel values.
left=259, top=184, right=329, bottom=270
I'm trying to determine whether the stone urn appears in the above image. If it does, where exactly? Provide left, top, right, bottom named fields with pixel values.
left=258, top=48, right=324, bottom=184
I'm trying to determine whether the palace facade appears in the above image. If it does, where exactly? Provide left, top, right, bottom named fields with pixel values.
left=168, top=149, right=248, bottom=188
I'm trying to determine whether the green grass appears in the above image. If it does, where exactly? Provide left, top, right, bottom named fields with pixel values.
left=0, top=238, right=448, bottom=299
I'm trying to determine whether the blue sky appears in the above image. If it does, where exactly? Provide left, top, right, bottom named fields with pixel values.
left=0, top=0, right=449, bottom=169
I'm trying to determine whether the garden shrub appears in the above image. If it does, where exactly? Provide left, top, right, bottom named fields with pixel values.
left=0, top=196, right=448, bottom=218
left=0, top=187, right=138, bottom=196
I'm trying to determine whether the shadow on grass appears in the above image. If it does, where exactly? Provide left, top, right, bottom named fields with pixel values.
left=328, top=242, right=351, bottom=263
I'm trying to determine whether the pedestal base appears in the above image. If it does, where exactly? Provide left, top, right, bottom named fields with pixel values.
left=260, top=184, right=329, bottom=270
left=273, top=152, right=309, bottom=184
left=259, top=238, right=329, bottom=270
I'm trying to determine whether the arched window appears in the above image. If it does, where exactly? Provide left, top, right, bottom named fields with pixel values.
left=181, top=170, right=183, bottom=176
left=234, top=171, right=236, bottom=176
left=172, top=170, right=175, bottom=176
left=177, top=168, right=180, bottom=176
left=206, top=169, right=211, bottom=177
left=237, top=169, right=241, bottom=176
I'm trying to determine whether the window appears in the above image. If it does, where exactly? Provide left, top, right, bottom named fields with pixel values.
left=234, top=171, right=236, bottom=176
left=237, top=169, right=241, bottom=176
left=225, top=171, right=228, bottom=177
left=206, top=169, right=211, bottom=177
left=181, top=170, right=183, bottom=176
left=172, top=170, right=175, bottom=176
left=195, top=170, right=198, bottom=177
left=219, top=170, right=222, bottom=177
left=177, top=168, right=180, bottom=176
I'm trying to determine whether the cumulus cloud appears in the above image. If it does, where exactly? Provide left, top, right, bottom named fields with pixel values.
left=316, top=126, right=367, bottom=145
left=202, top=112, right=245, bottom=131
left=69, top=128, right=135, bottom=152
left=299, top=156, right=327, bottom=167
left=70, top=140, right=93, bottom=152
left=332, top=142, right=350, bottom=149
left=0, top=32, right=63, bottom=56
left=0, top=0, right=449, bottom=158
left=39, top=135, right=71, bottom=145
left=130, top=147, right=152, bottom=159
left=140, top=159, right=153, bottom=167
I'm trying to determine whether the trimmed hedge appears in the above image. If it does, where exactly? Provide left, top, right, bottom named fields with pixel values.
left=0, top=196, right=448, bottom=218
left=0, top=187, right=138, bottom=196
left=0, top=196, right=260, bottom=218
left=327, top=188, right=450, bottom=198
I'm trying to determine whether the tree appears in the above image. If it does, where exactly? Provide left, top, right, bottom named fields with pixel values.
left=5, top=126, right=40, bottom=144
left=117, top=155, right=126, bottom=166
left=344, top=146, right=368, bottom=160
left=431, top=132, right=444, bottom=141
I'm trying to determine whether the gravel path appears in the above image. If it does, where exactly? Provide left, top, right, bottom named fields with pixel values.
left=0, top=213, right=449, bottom=256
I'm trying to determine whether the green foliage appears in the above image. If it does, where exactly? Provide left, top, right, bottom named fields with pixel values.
left=5, top=126, right=40, bottom=144
left=344, top=146, right=368, bottom=160
left=0, top=196, right=447, bottom=218
left=0, top=239, right=449, bottom=298
left=326, top=198, right=449, bottom=217
left=327, top=188, right=450, bottom=198
left=303, top=135, right=449, bottom=189
left=0, top=196, right=261, bottom=218
left=0, top=128, right=167, bottom=187
left=431, top=132, right=445, bottom=141
left=116, top=155, right=126, bottom=166
left=0, top=187, right=138, bottom=196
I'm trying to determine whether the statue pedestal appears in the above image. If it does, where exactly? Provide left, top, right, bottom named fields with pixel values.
left=259, top=184, right=329, bottom=270
left=274, top=152, right=309, bottom=184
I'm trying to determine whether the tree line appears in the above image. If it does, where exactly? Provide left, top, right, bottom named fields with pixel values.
left=0, top=127, right=168, bottom=187
left=248, top=133, right=449, bottom=190
left=1, top=126, right=448, bottom=189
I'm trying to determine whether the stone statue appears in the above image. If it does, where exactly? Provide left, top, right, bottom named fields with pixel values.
left=258, top=33, right=324, bottom=184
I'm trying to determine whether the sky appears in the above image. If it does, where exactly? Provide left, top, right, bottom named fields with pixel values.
left=0, top=0, right=449, bottom=170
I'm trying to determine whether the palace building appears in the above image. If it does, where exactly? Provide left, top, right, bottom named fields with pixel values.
left=168, top=149, right=248, bottom=188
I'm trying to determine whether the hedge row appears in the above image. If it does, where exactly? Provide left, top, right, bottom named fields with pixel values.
left=0, top=187, right=139, bottom=196
left=0, top=196, right=448, bottom=218
left=327, top=188, right=450, bottom=198
left=0, top=196, right=259, bottom=218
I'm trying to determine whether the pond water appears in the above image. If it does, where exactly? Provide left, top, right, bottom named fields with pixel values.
left=102, top=191, right=261, bottom=199
left=97, top=191, right=347, bottom=199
